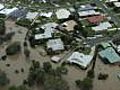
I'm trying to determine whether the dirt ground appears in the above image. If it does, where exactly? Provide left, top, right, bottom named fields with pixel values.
left=0, top=20, right=120, bottom=90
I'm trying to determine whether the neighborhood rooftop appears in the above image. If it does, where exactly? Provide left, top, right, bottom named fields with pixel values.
left=99, top=47, right=120, bottom=63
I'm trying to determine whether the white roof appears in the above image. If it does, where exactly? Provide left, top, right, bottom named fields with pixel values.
left=113, top=2, right=120, bottom=7
left=35, top=33, right=52, bottom=40
left=56, top=9, right=70, bottom=19
left=35, top=23, right=58, bottom=40
left=106, top=0, right=118, bottom=2
left=92, top=22, right=112, bottom=31
left=67, top=52, right=93, bottom=68
left=117, top=45, right=120, bottom=52
left=0, top=4, right=4, bottom=10
left=47, top=38, right=64, bottom=51
left=40, top=12, right=53, bottom=17
left=78, top=10, right=100, bottom=17
left=0, top=7, right=18, bottom=15
left=51, top=56, right=61, bottom=62
left=26, top=12, right=38, bottom=20
left=41, top=22, right=58, bottom=33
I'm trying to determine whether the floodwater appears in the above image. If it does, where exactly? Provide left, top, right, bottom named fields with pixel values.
left=0, top=20, right=120, bottom=90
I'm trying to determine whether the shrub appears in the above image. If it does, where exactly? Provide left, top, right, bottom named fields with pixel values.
left=0, top=71, right=9, bottom=86
left=0, top=19, right=6, bottom=35
left=98, top=73, right=108, bottom=80
left=6, top=42, right=21, bottom=55
left=16, top=19, right=32, bottom=28
left=87, top=69, right=95, bottom=79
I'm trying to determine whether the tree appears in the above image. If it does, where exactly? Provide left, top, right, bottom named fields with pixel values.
left=6, top=42, right=21, bottom=55
left=9, top=85, right=29, bottom=90
left=43, top=62, right=52, bottom=73
left=24, top=48, right=30, bottom=58
left=0, top=71, right=9, bottom=86
left=0, top=19, right=6, bottom=35
left=98, top=73, right=108, bottom=80
left=87, top=69, right=95, bottom=79
left=76, top=77, right=93, bottom=90
left=44, top=75, right=69, bottom=90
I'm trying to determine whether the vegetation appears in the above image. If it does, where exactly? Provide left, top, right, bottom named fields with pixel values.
left=0, top=19, right=6, bottom=35
left=24, top=48, right=30, bottom=58
left=9, top=85, right=29, bottom=90
left=6, top=42, right=21, bottom=55
left=26, top=61, right=69, bottom=90
left=87, top=69, right=95, bottom=79
left=0, top=14, right=6, bottom=19
left=76, top=77, right=93, bottom=90
left=98, top=73, right=109, bottom=80
left=0, top=70, right=9, bottom=86
left=16, top=19, right=32, bottom=28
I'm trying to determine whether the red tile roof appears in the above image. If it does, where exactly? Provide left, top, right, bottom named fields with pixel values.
left=87, top=15, right=105, bottom=24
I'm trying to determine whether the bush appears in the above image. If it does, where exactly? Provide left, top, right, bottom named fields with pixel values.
left=0, top=19, right=6, bottom=35
left=76, top=77, right=93, bottom=90
left=6, top=42, right=21, bottom=55
left=0, top=71, right=9, bottom=86
left=87, top=69, right=95, bottom=79
left=24, top=48, right=30, bottom=58
left=98, top=73, right=108, bottom=80
left=16, top=19, right=32, bottom=28
left=4, top=32, right=15, bottom=41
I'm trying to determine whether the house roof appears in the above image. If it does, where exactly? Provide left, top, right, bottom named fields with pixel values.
left=51, top=56, right=61, bottom=62
left=35, top=23, right=58, bottom=40
left=78, top=4, right=96, bottom=11
left=78, top=10, right=100, bottom=17
left=61, top=20, right=77, bottom=31
left=56, top=9, right=70, bottom=19
left=47, top=38, right=64, bottom=51
left=26, top=12, right=38, bottom=20
left=99, top=47, right=120, bottom=63
left=0, top=4, right=4, bottom=10
left=100, top=42, right=111, bottom=49
left=92, top=22, right=112, bottom=31
left=87, top=15, right=105, bottom=24
left=113, top=2, right=120, bottom=7
left=0, top=7, right=18, bottom=15
left=39, top=12, right=53, bottom=18
left=106, top=0, right=118, bottom=2
left=67, top=52, right=93, bottom=68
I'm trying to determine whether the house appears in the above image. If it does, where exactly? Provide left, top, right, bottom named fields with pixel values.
left=67, top=52, right=93, bottom=69
left=100, top=42, right=111, bottom=49
left=78, top=10, right=100, bottom=17
left=117, top=45, right=120, bottom=53
left=51, top=56, right=61, bottom=63
left=61, top=20, right=77, bottom=32
left=99, top=47, right=120, bottom=64
left=0, top=4, right=4, bottom=10
left=87, top=15, right=105, bottom=25
left=78, top=4, right=97, bottom=11
left=34, top=23, right=58, bottom=40
left=46, top=38, right=64, bottom=52
left=77, top=4, right=100, bottom=17
left=92, top=22, right=112, bottom=31
left=0, top=7, right=18, bottom=16
left=113, top=2, right=120, bottom=7
left=9, top=8, right=28, bottom=18
left=39, top=12, right=53, bottom=18
left=105, top=0, right=118, bottom=2
left=26, top=12, right=38, bottom=20
left=55, top=9, right=71, bottom=19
